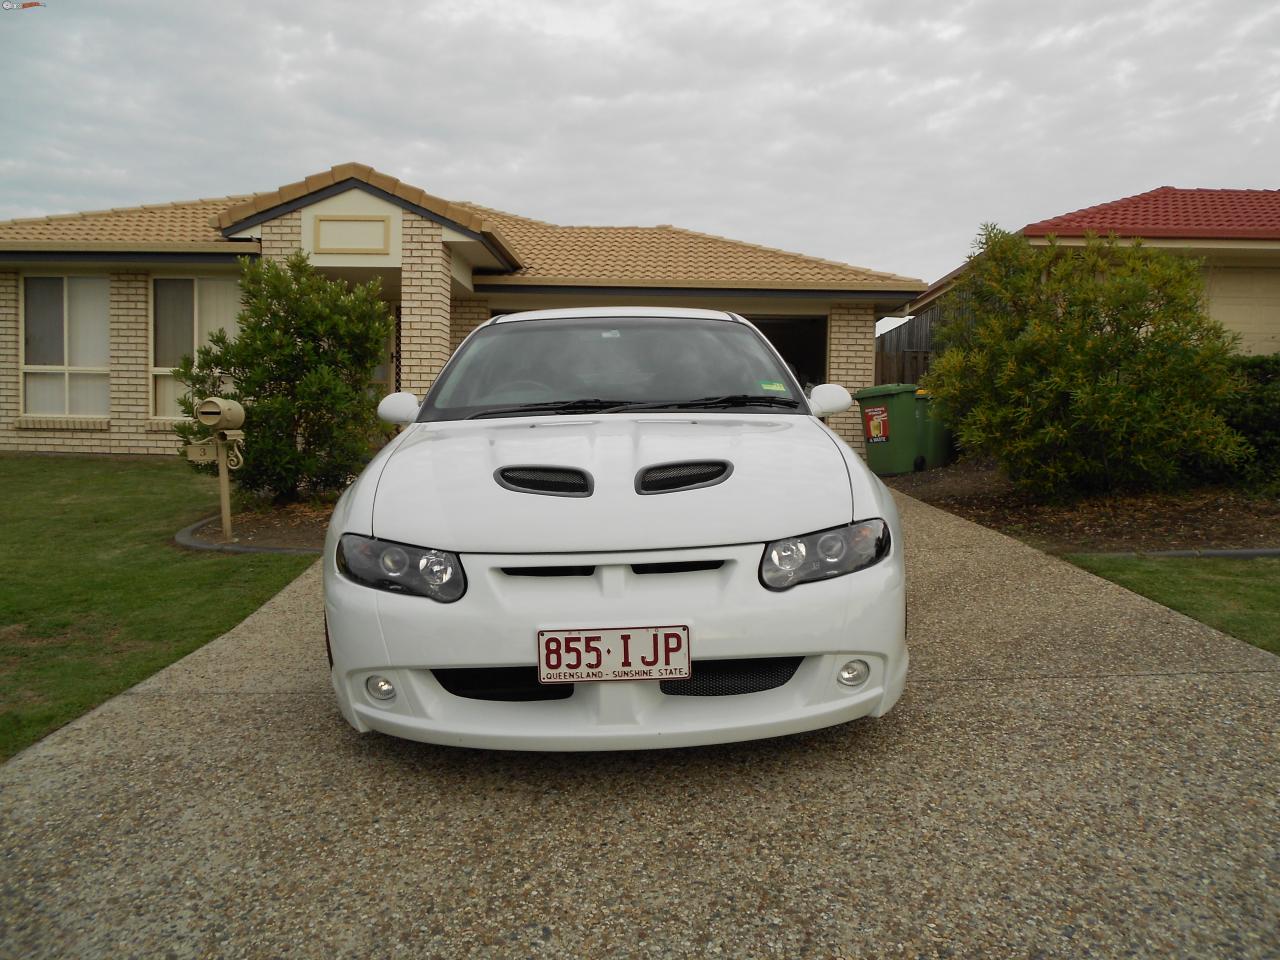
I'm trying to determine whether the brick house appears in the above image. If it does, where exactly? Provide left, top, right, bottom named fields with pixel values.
left=0, top=162, right=923, bottom=457
left=904, top=186, right=1280, bottom=356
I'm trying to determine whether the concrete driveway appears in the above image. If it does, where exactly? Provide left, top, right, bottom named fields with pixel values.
left=1, top=495, right=1277, bottom=959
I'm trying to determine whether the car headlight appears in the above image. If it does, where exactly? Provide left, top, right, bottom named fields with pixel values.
left=336, top=534, right=467, bottom=603
left=759, top=519, right=890, bottom=591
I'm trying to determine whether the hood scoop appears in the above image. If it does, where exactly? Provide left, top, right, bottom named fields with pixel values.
left=636, top=460, right=733, bottom=494
left=495, top=465, right=593, bottom=498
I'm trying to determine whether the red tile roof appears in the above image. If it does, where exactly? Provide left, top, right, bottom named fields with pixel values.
left=1022, top=187, right=1280, bottom=240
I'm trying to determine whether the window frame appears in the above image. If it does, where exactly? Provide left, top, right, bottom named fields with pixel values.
left=149, top=274, right=240, bottom=420
left=18, top=272, right=112, bottom=418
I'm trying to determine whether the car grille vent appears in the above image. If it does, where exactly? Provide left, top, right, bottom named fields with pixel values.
left=660, top=657, right=802, bottom=697
left=501, top=565, right=596, bottom=577
left=637, top=460, right=732, bottom=494
left=631, top=560, right=724, bottom=575
left=432, top=666, right=573, bottom=702
left=496, top=466, right=592, bottom=497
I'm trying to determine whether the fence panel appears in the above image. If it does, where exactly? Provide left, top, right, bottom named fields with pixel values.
left=875, top=350, right=931, bottom=385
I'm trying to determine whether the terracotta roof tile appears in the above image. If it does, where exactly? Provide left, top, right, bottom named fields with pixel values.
left=0, top=195, right=252, bottom=250
left=1022, top=187, right=1280, bottom=240
left=455, top=201, right=919, bottom=289
left=0, top=163, right=924, bottom=290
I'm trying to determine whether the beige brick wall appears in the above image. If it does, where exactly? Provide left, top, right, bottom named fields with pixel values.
left=0, top=272, right=17, bottom=435
left=826, top=302, right=877, bottom=456
left=0, top=271, right=184, bottom=455
left=261, top=211, right=302, bottom=261
left=449, top=295, right=490, bottom=354
left=400, top=212, right=452, bottom=396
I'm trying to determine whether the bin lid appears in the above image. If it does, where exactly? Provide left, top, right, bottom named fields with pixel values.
left=915, top=388, right=931, bottom=397
left=854, top=383, right=918, bottom=399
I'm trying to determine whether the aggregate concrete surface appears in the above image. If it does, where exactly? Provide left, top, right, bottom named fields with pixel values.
left=1, top=495, right=1277, bottom=959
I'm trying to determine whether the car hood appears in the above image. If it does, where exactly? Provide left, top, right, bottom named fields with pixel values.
left=371, top=415, right=854, bottom=553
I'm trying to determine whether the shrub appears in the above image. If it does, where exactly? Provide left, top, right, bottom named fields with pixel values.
left=923, top=226, right=1248, bottom=497
left=1218, top=354, right=1280, bottom=492
left=173, top=253, right=395, bottom=500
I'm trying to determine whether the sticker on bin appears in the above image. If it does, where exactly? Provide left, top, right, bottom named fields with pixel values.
left=863, top=404, right=890, bottom=443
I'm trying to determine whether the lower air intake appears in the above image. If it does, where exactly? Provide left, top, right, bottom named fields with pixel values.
left=433, top=666, right=573, bottom=702
left=660, top=657, right=802, bottom=697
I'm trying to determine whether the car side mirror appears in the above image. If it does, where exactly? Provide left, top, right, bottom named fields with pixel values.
left=377, top=392, right=420, bottom=425
left=808, top=384, right=852, bottom=417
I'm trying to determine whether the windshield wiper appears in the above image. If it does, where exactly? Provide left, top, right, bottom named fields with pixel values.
left=601, top=394, right=802, bottom=413
left=467, top=398, right=646, bottom=420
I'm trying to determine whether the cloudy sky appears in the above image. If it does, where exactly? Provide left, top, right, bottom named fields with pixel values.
left=1, top=0, right=1277, bottom=294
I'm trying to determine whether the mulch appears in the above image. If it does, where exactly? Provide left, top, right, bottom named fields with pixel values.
left=885, top=458, right=1280, bottom=554
left=192, top=500, right=332, bottom=551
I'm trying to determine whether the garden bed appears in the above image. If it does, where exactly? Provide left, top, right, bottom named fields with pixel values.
left=885, top=458, right=1280, bottom=554
left=193, top=500, right=331, bottom=551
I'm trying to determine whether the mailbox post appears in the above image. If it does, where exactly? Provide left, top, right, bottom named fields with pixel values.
left=187, top=398, right=247, bottom=540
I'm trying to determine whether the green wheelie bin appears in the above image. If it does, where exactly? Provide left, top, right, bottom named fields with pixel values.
left=913, top=388, right=953, bottom=471
left=852, top=383, right=920, bottom=476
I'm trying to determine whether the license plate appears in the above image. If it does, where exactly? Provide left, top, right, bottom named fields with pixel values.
left=537, top=626, right=691, bottom=684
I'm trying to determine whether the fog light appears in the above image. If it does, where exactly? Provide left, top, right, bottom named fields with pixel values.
left=837, top=659, right=870, bottom=687
left=366, top=675, right=396, bottom=701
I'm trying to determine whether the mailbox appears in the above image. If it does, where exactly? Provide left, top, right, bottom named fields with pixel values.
left=187, top=396, right=248, bottom=542
left=196, top=397, right=245, bottom=431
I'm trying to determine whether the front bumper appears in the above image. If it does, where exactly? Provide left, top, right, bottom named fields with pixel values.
left=323, top=540, right=907, bottom=751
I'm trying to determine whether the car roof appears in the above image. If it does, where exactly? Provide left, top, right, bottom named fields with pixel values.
left=490, top=306, right=742, bottom=324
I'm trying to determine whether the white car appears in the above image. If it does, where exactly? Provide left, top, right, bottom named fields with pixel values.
left=323, top=307, right=907, bottom=750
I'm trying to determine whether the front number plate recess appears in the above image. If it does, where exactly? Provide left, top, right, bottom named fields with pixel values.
left=537, top=626, right=691, bottom=684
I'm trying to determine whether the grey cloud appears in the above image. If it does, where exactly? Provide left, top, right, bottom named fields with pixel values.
left=1, top=0, right=1276, bottom=285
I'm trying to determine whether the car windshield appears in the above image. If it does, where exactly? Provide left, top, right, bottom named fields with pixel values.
left=420, top=316, right=806, bottom=421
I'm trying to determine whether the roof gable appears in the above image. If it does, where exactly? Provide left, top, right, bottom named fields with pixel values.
left=214, top=162, right=520, bottom=269
left=1022, top=186, right=1280, bottom=240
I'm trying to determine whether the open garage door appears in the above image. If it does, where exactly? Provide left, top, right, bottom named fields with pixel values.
left=749, top=317, right=827, bottom=392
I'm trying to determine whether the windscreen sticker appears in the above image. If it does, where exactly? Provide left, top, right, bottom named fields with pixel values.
left=758, top=380, right=788, bottom=393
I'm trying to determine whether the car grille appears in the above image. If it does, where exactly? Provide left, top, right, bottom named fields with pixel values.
left=432, top=666, right=573, bottom=702
left=636, top=460, right=731, bottom=494
left=660, top=657, right=802, bottom=697
left=501, top=565, right=596, bottom=577
left=631, top=560, right=724, bottom=575
left=496, top=466, right=592, bottom=497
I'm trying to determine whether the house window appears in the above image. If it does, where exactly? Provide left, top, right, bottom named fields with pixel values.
left=152, top=277, right=240, bottom=416
left=22, top=276, right=110, bottom=416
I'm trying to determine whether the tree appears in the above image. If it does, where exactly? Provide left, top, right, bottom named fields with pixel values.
left=173, top=252, right=395, bottom=500
left=923, top=226, right=1248, bottom=497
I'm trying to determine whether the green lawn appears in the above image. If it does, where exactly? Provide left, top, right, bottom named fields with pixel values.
left=0, top=454, right=315, bottom=760
left=1068, top=554, right=1280, bottom=655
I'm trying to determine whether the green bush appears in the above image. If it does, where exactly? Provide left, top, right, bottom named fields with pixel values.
left=923, top=226, right=1248, bottom=497
left=1218, top=354, right=1280, bottom=492
left=173, top=253, right=394, bottom=500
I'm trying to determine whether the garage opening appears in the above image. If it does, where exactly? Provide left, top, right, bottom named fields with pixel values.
left=749, top=317, right=827, bottom=392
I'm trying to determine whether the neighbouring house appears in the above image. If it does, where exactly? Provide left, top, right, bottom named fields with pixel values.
left=0, top=162, right=924, bottom=457
left=898, top=186, right=1280, bottom=363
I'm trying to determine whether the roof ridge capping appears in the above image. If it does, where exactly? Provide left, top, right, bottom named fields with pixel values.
left=452, top=200, right=559, bottom=228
